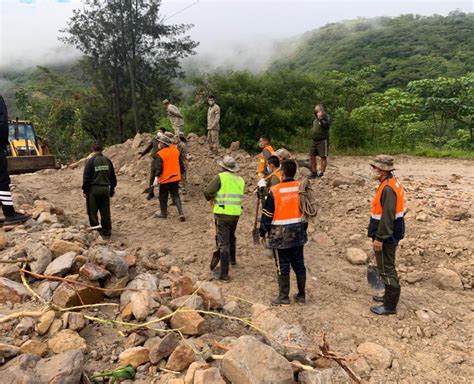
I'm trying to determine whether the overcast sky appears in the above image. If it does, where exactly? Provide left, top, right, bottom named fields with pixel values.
left=0, top=0, right=472, bottom=70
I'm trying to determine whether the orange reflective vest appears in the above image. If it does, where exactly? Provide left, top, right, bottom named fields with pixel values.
left=371, top=177, right=405, bottom=220
left=270, top=180, right=304, bottom=225
left=257, top=145, right=274, bottom=176
left=157, top=145, right=181, bottom=184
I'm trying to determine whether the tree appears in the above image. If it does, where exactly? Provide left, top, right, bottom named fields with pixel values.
left=61, top=0, right=198, bottom=143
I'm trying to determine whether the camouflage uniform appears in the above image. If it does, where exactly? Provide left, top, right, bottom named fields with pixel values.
left=207, top=103, right=220, bottom=151
left=166, top=104, right=184, bottom=136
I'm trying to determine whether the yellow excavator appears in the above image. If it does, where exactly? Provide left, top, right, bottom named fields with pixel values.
left=7, top=119, right=58, bottom=174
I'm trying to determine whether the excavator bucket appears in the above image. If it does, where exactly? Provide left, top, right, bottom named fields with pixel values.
left=7, top=155, right=58, bottom=174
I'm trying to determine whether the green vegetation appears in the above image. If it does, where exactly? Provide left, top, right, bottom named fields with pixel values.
left=272, top=12, right=474, bottom=90
left=2, top=10, right=473, bottom=160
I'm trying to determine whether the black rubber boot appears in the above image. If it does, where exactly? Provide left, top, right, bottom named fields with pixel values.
left=175, top=198, right=185, bottom=222
left=156, top=200, right=167, bottom=219
left=308, top=171, right=319, bottom=179
left=294, top=274, right=306, bottom=304
left=4, top=212, right=31, bottom=226
left=370, top=286, right=400, bottom=315
left=271, top=275, right=290, bottom=306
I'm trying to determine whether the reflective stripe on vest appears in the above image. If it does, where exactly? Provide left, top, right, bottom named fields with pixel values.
left=257, top=145, right=274, bottom=175
left=371, top=177, right=405, bottom=220
left=271, top=180, right=304, bottom=226
left=213, top=172, right=245, bottom=216
left=158, top=145, right=181, bottom=184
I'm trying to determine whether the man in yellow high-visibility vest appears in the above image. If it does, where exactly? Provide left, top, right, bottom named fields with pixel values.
left=204, top=156, right=245, bottom=281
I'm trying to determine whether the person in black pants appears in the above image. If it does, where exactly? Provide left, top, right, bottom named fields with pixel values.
left=0, top=95, right=31, bottom=226
left=82, top=140, right=117, bottom=238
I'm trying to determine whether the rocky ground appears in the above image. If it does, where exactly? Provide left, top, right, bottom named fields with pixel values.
left=0, top=133, right=473, bottom=383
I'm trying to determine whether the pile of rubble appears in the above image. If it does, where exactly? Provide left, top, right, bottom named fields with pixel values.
left=0, top=199, right=360, bottom=383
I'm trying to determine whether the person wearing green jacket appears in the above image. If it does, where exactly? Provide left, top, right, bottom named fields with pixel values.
left=204, top=156, right=245, bottom=281
left=82, top=141, right=117, bottom=239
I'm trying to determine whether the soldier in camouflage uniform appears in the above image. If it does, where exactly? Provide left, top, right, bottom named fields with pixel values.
left=82, top=141, right=117, bottom=239
left=207, top=95, right=220, bottom=153
left=139, top=128, right=165, bottom=200
left=163, top=99, right=184, bottom=136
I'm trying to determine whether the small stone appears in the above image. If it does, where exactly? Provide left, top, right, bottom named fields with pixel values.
left=20, top=340, right=48, bottom=357
left=36, top=310, right=56, bottom=335
left=119, top=346, right=150, bottom=368
left=433, top=268, right=463, bottom=291
left=35, top=349, right=84, bottom=383
left=313, top=232, right=335, bottom=247
left=184, top=362, right=209, bottom=384
left=171, top=275, right=194, bottom=298
left=0, top=343, right=21, bottom=359
left=194, top=367, right=226, bottom=384
left=131, top=290, right=158, bottom=321
left=52, top=276, right=104, bottom=308
left=47, top=329, right=87, bottom=354
left=149, top=333, right=180, bottom=364
left=104, top=275, right=129, bottom=298
left=121, top=302, right=133, bottom=321
left=0, top=232, right=7, bottom=250
left=26, top=242, right=52, bottom=275
left=415, top=309, right=432, bottom=323
left=67, top=312, right=86, bottom=331
left=14, top=316, right=36, bottom=337
left=44, top=252, right=76, bottom=276
left=298, top=368, right=334, bottom=383
left=0, top=277, right=31, bottom=303
left=88, top=247, right=129, bottom=278
left=223, top=300, right=239, bottom=314
left=196, top=282, right=225, bottom=309
left=47, top=319, right=63, bottom=337
left=165, top=344, right=195, bottom=372
left=405, top=272, right=423, bottom=284
left=356, top=342, right=392, bottom=370
left=170, top=311, right=206, bottom=336
left=352, top=356, right=371, bottom=378
left=345, top=248, right=368, bottom=265
left=169, top=295, right=204, bottom=310
left=125, top=333, right=147, bottom=349
left=79, top=262, right=110, bottom=281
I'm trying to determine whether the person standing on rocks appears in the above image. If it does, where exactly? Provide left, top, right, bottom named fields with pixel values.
left=154, top=135, right=185, bottom=221
left=163, top=99, right=184, bottom=136
left=204, top=156, right=245, bottom=281
left=368, top=155, right=405, bottom=315
left=207, top=95, right=220, bottom=153
left=177, top=132, right=188, bottom=192
left=309, top=103, right=331, bottom=179
left=139, top=128, right=166, bottom=201
left=259, top=160, right=308, bottom=306
left=82, top=140, right=117, bottom=239
left=257, top=135, right=274, bottom=178
left=0, top=96, right=31, bottom=226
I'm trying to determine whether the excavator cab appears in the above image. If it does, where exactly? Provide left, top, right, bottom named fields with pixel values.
left=7, top=119, right=58, bottom=174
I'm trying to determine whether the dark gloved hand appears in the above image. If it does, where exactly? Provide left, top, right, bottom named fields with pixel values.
left=257, top=187, right=264, bottom=200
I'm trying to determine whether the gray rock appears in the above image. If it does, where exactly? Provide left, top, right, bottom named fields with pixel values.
left=26, top=242, right=53, bottom=275
left=345, top=248, right=368, bottom=265
left=433, top=268, right=463, bottom=291
left=298, top=369, right=334, bottom=383
left=0, top=353, right=41, bottom=383
left=89, top=246, right=129, bottom=277
left=0, top=277, right=31, bottom=303
left=169, top=294, right=204, bottom=310
left=0, top=343, right=21, bottom=359
left=222, top=335, right=295, bottom=384
left=35, top=349, right=85, bottom=384
left=43, top=251, right=76, bottom=276
left=120, top=273, right=158, bottom=308
left=14, top=316, right=36, bottom=337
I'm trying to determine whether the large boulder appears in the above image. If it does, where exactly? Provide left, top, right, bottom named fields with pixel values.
left=432, top=268, right=463, bottom=291
left=35, top=349, right=85, bottom=384
left=252, top=304, right=314, bottom=361
left=356, top=342, right=392, bottom=370
left=47, top=329, right=87, bottom=354
left=221, top=335, right=295, bottom=384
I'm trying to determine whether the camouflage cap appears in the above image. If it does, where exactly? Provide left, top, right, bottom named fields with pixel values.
left=162, top=99, right=170, bottom=105
left=275, top=148, right=291, bottom=160
left=217, top=156, right=240, bottom=173
left=157, top=135, right=173, bottom=146
left=370, top=155, right=395, bottom=171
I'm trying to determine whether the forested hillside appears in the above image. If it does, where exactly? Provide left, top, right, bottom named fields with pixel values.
left=1, top=10, right=472, bottom=160
left=272, top=12, right=474, bottom=90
